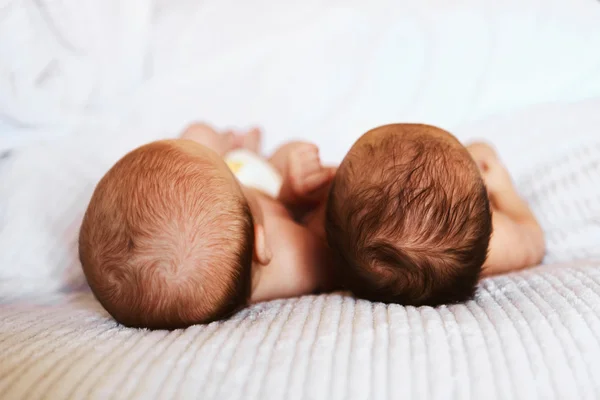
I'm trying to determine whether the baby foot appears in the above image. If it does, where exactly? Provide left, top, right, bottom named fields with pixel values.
left=181, top=123, right=236, bottom=156
left=241, top=127, right=262, bottom=153
left=229, top=127, right=262, bottom=153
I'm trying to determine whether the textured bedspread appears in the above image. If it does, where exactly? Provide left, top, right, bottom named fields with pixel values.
left=2, top=0, right=600, bottom=399
left=0, top=261, right=600, bottom=400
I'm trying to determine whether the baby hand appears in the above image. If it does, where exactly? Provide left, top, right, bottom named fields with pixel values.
left=288, top=143, right=335, bottom=202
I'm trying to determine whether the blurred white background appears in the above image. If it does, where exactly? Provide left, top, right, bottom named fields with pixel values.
left=1, top=0, right=600, bottom=160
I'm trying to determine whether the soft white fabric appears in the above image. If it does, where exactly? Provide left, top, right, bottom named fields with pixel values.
left=2, top=0, right=600, bottom=159
left=2, top=263, right=600, bottom=400
left=2, top=0, right=600, bottom=399
left=225, top=149, right=283, bottom=198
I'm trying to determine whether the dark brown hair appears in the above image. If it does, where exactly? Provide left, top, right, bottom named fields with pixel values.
left=326, top=125, right=492, bottom=306
left=79, top=140, right=253, bottom=329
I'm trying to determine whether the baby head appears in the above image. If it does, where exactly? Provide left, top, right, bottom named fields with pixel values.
left=326, top=124, right=492, bottom=306
left=79, top=140, right=254, bottom=329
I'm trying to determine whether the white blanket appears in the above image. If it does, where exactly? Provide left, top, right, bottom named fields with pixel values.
left=2, top=0, right=600, bottom=159
left=2, top=0, right=600, bottom=398
left=1, top=262, right=600, bottom=400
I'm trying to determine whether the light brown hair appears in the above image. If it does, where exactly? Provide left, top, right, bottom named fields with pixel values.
left=79, top=140, right=253, bottom=329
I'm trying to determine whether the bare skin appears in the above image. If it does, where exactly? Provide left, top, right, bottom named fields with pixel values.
left=467, top=142, right=545, bottom=276
left=180, top=123, right=261, bottom=156
left=180, top=123, right=336, bottom=301
left=181, top=123, right=544, bottom=298
left=181, top=123, right=335, bottom=210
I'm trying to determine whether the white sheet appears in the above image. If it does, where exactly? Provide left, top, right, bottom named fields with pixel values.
left=2, top=0, right=600, bottom=160
left=2, top=261, right=600, bottom=400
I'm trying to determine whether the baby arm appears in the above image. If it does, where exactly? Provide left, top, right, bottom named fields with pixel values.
left=467, top=143, right=545, bottom=277
left=269, top=142, right=336, bottom=208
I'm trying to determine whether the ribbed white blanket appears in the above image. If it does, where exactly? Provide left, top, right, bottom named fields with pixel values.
left=2, top=263, right=600, bottom=400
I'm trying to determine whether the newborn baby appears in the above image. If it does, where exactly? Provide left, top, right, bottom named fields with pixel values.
left=79, top=123, right=335, bottom=329
left=326, top=124, right=545, bottom=306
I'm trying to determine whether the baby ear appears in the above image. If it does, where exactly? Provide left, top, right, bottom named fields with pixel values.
left=253, top=223, right=272, bottom=266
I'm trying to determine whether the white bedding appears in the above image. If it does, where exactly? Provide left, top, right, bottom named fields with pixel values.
left=2, top=0, right=600, bottom=158
left=2, top=0, right=600, bottom=399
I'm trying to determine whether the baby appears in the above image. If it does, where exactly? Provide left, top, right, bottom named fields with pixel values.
left=326, top=124, right=545, bottom=306
left=79, top=123, right=335, bottom=329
